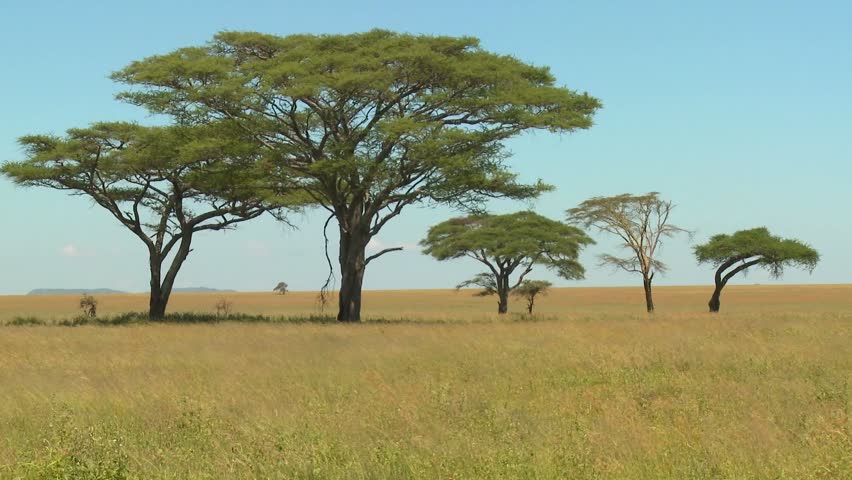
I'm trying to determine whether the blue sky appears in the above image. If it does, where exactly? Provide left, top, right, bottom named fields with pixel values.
left=0, top=0, right=849, bottom=294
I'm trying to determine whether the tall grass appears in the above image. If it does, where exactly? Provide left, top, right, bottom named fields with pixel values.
left=0, top=310, right=849, bottom=479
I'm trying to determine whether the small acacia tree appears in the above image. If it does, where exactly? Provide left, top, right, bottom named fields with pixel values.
left=567, top=192, right=689, bottom=313
left=512, top=280, right=552, bottom=315
left=421, top=211, right=593, bottom=314
left=111, top=29, right=601, bottom=322
left=1, top=122, right=282, bottom=320
left=79, top=294, right=98, bottom=318
left=694, top=227, right=819, bottom=312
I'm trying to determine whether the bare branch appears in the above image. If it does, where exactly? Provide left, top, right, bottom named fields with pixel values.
left=365, top=246, right=404, bottom=265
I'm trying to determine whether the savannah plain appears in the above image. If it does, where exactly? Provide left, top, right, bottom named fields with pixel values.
left=1, top=285, right=850, bottom=479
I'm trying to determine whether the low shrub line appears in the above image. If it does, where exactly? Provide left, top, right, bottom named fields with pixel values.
left=3, top=311, right=559, bottom=327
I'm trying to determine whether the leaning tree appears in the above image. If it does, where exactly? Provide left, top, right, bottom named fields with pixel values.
left=1, top=122, right=285, bottom=319
left=421, top=211, right=593, bottom=314
left=111, top=29, right=601, bottom=322
left=567, top=192, right=689, bottom=313
left=694, top=227, right=819, bottom=312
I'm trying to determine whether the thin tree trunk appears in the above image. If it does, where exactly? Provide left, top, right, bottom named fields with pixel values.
left=337, top=224, right=368, bottom=322
left=643, top=276, right=655, bottom=313
left=527, top=296, right=534, bottom=315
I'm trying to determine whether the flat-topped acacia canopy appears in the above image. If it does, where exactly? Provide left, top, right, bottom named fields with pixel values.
left=1, top=122, right=283, bottom=319
left=421, top=211, right=593, bottom=314
left=112, top=29, right=601, bottom=321
left=694, top=227, right=819, bottom=312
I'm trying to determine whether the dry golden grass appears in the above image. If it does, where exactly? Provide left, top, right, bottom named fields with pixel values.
left=0, top=286, right=850, bottom=479
left=2, top=284, right=851, bottom=323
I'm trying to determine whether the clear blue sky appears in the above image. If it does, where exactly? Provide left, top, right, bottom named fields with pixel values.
left=1, top=0, right=850, bottom=294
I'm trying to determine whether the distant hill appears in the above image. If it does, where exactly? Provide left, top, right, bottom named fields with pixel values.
left=27, top=287, right=236, bottom=295
left=27, top=288, right=127, bottom=295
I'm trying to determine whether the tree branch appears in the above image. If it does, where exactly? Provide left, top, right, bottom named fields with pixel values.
left=365, top=246, right=404, bottom=265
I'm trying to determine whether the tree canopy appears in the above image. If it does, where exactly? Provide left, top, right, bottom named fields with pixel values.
left=1, top=122, right=281, bottom=319
left=111, top=29, right=601, bottom=321
left=694, top=227, right=819, bottom=312
left=421, top=211, right=593, bottom=313
left=567, top=192, right=688, bottom=313
left=512, top=279, right=552, bottom=315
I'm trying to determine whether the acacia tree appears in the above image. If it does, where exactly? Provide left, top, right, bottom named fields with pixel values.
left=512, top=280, right=552, bottom=315
left=111, top=30, right=601, bottom=322
left=694, top=227, right=819, bottom=312
left=567, top=193, right=689, bottom=313
left=1, top=122, right=279, bottom=319
left=421, top=212, right=593, bottom=314
left=273, top=281, right=288, bottom=295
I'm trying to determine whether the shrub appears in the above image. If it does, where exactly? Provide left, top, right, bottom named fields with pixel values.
left=79, top=294, right=98, bottom=318
left=214, top=298, right=233, bottom=318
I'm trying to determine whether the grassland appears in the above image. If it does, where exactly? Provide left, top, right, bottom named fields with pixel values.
left=3, top=284, right=852, bottom=323
left=0, top=285, right=850, bottom=479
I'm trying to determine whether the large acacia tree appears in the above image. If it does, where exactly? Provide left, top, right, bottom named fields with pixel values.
left=111, top=30, right=601, bottom=321
left=421, top=211, right=593, bottom=314
left=1, top=122, right=280, bottom=319
left=567, top=193, right=689, bottom=313
left=694, top=227, right=819, bottom=312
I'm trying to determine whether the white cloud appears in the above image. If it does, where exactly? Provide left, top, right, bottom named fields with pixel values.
left=366, top=238, right=421, bottom=253
left=366, top=238, right=386, bottom=252
left=59, top=244, right=81, bottom=257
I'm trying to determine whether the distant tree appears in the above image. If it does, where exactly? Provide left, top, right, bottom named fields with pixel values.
left=214, top=297, right=234, bottom=317
left=1, top=123, right=284, bottom=320
left=512, top=280, right=552, bottom=315
left=111, top=30, right=601, bottom=322
left=694, top=227, right=819, bottom=312
left=567, top=192, right=689, bottom=313
left=79, top=294, right=98, bottom=318
left=273, top=282, right=289, bottom=295
left=421, top=212, right=593, bottom=314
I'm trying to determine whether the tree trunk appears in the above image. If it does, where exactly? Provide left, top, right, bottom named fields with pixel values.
left=497, top=275, right=509, bottom=314
left=526, top=296, right=534, bottom=315
left=147, top=235, right=193, bottom=321
left=497, top=290, right=509, bottom=314
left=708, top=257, right=762, bottom=314
left=337, top=224, right=368, bottom=322
left=708, top=286, right=722, bottom=313
left=643, top=276, right=655, bottom=313
left=148, top=255, right=167, bottom=320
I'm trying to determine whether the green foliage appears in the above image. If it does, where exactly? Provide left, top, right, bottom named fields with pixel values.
left=422, top=211, right=593, bottom=280
left=1, top=122, right=293, bottom=319
left=512, top=280, right=553, bottom=298
left=16, top=405, right=128, bottom=480
left=113, top=30, right=600, bottom=320
left=2, top=122, right=281, bottom=220
left=423, top=212, right=591, bottom=312
left=110, top=29, right=603, bottom=212
left=456, top=272, right=498, bottom=296
left=512, top=280, right=553, bottom=314
left=110, top=30, right=601, bottom=320
left=694, top=227, right=819, bottom=278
